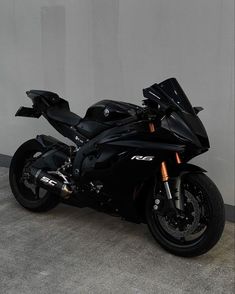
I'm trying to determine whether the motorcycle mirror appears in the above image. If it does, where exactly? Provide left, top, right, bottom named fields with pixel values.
left=193, top=106, right=204, bottom=114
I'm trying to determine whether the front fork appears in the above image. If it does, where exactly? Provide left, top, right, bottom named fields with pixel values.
left=158, top=153, right=183, bottom=211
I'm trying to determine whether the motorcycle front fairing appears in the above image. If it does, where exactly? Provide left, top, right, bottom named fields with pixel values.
left=74, top=79, right=195, bottom=186
left=143, top=78, right=210, bottom=159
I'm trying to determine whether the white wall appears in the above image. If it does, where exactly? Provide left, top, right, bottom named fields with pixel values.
left=0, top=0, right=234, bottom=205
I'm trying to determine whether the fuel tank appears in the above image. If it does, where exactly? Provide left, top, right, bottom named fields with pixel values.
left=84, top=100, right=141, bottom=125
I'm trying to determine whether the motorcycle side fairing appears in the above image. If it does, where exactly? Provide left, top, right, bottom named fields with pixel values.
left=75, top=121, right=187, bottom=222
left=33, top=130, right=186, bottom=222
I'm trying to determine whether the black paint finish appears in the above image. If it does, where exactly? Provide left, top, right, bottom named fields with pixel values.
left=11, top=78, right=226, bottom=222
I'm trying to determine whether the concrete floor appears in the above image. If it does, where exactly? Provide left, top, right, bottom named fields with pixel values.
left=0, top=167, right=234, bottom=294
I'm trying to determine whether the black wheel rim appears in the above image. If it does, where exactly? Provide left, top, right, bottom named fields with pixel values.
left=14, top=150, right=48, bottom=202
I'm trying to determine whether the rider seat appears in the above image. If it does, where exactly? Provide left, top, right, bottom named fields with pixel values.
left=47, top=107, right=82, bottom=126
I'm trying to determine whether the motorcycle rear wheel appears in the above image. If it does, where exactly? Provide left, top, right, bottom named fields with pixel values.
left=9, top=139, right=60, bottom=212
left=146, top=173, right=225, bottom=257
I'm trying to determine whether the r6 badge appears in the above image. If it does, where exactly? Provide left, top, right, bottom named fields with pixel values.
left=131, top=155, right=155, bottom=161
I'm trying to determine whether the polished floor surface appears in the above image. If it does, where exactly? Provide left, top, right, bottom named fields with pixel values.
left=0, top=167, right=234, bottom=294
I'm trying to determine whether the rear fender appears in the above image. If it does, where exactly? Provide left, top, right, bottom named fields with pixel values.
left=32, top=135, right=70, bottom=170
left=36, top=135, right=68, bottom=149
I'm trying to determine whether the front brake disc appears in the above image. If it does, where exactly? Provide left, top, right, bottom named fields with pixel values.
left=157, top=190, right=201, bottom=238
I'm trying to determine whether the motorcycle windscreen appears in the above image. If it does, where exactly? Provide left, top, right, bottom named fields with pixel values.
left=143, top=78, right=195, bottom=115
left=158, top=78, right=195, bottom=114
left=143, top=82, right=179, bottom=111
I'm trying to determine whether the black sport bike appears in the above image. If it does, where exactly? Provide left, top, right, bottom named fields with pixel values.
left=9, top=78, right=225, bottom=257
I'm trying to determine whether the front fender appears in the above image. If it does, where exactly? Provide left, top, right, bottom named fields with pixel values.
left=134, top=163, right=206, bottom=223
left=170, top=163, right=206, bottom=177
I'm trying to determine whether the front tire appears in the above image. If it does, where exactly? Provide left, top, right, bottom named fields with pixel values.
left=9, top=139, right=60, bottom=212
left=146, top=173, right=225, bottom=257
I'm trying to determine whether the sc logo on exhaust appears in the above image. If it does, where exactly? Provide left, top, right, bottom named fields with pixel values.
left=131, top=155, right=155, bottom=161
left=41, top=176, right=57, bottom=186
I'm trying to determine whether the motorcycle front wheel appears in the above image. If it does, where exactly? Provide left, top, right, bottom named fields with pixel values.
left=146, top=173, right=225, bottom=257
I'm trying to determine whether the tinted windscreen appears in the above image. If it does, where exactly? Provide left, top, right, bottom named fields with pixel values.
left=158, top=78, right=195, bottom=114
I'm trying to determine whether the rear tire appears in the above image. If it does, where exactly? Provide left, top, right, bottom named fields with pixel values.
left=9, top=139, right=60, bottom=212
left=146, top=173, right=225, bottom=257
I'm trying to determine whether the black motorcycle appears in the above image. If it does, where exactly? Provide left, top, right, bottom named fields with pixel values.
left=9, top=78, right=225, bottom=257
